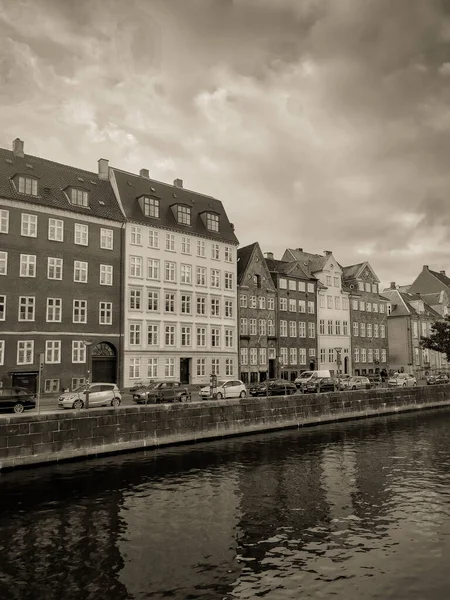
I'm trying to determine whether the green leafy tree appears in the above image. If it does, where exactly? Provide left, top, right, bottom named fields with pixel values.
left=420, top=317, right=450, bottom=362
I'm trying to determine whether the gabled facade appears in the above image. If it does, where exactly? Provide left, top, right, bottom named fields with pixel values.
left=237, top=243, right=277, bottom=384
left=283, top=248, right=351, bottom=376
left=383, top=285, right=447, bottom=376
left=111, top=168, right=239, bottom=387
left=265, top=254, right=318, bottom=381
left=0, top=139, right=125, bottom=393
left=342, top=262, right=389, bottom=375
left=408, top=265, right=450, bottom=316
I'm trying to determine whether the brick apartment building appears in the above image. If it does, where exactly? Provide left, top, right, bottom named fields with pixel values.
left=0, top=139, right=125, bottom=393
left=237, top=243, right=277, bottom=384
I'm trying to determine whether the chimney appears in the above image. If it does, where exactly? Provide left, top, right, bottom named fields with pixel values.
left=390, top=282, right=396, bottom=289
left=13, top=138, right=24, bottom=158
left=140, top=168, right=149, bottom=178
left=423, top=265, right=429, bottom=270
left=296, top=247, right=303, bottom=252
left=173, top=178, right=183, bottom=188
left=324, top=250, right=332, bottom=256
left=440, top=270, right=446, bottom=276
left=98, top=158, right=109, bottom=180
left=265, top=252, right=274, bottom=260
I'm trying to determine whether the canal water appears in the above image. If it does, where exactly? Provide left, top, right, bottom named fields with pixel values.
left=1, top=409, right=450, bottom=600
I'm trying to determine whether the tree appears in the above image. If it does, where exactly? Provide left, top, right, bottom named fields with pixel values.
left=420, top=317, right=450, bottom=362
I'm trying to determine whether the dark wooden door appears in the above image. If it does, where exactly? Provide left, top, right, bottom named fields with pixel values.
left=180, top=358, right=190, bottom=384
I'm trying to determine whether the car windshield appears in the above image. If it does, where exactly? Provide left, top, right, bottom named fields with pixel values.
left=73, top=385, right=87, bottom=393
left=217, top=381, right=227, bottom=386
left=298, top=373, right=312, bottom=379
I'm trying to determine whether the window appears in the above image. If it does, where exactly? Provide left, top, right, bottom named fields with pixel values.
left=259, top=297, right=266, bottom=310
left=129, top=289, right=141, bottom=310
left=354, top=348, right=360, bottom=362
left=225, top=246, right=233, bottom=262
left=197, top=358, right=206, bottom=376
left=148, top=358, right=158, bottom=379
left=225, top=329, right=234, bottom=348
left=279, top=298, right=288, bottom=311
left=45, top=340, right=61, bottom=364
left=71, top=377, right=86, bottom=390
left=288, top=280, right=296, bottom=291
left=181, top=326, right=191, bottom=346
left=380, top=325, right=386, bottom=338
left=352, top=300, right=358, bottom=310
left=209, top=269, right=219, bottom=288
left=143, top=197, right=159, bottom=218
left=100, top=264, right=113, bottom=286
left=72, top=342, right=86, bottom=363
left=197, top=296, right=206, bottom=315
left=334, top=276, right=340, bottom=287
left=177, top=205, right=191, bottom=225
left=319, top=319, right=325, bottom=335
left=374, top=348, right=380, bottom=361
left=129, top=323, right=141, bottom=345
left=211, top=358, right=219, bottom=375
left=359, top=301, right=365, bottom=311
left=319, top=295, right=325, bottom=308
left=268, top=319, right=275, bottom=336
left=0, top=341, right=5, bottom=365
left=250, top=348, right=258, bottom=366
left=147, top=231, right=160, bottom=251
left=43, top=379, right=60, bottom=393
left=130, top=256, right=143, bottom=278
left=147, top=258, right=160, bottom=280
left=48, top=218, right=64, bottom=242
left=268, top=297, right=275, bottom=310
left=374, top=324, right=379, bottom=338
left=249, top=319, right=257, bottom=335
left=240, top=348, right=248, bottom=366
left=74, top=223, right=89, bottom=246
left=181, top=294, right=192, bottom=314
left=327, top=320, right=333, bottom=335
left=365, top=282, right=371, bottom=292
left=211, top=297, right=220, bottom=317
left=250, top=296, right=257, bottom=309
left=366, top=302, right=371, bottom=312
left=361, top=348, right=367, bottom=363
left=211, top=243, right=220, bottom=260
left=165, top=293, right=175, bottom=313
left=412, top=322, right=418, bottom=338
left=147, top=324, right=159, bottom=346
left=211, top=328, right=220, bottom=347
left=148, top=291, right=159, bottom=312
left=19, top=296, right=35, bottom=321
left=299, top=321, right=306, bottom=338
left=289, top=348, right=297, bottom=365
left=258, top=319, right=266, bottom=336
left=343, top=321, right=348, bottom=335
left=368, top=348, right=373, bottom=363
left=380, top=304, right=385, bottom=314
left=197, top=327, right=206, bottom=346
left=17, top=340, right=34, bottom=365
left=335, top=320, right=341, bottom=335
left=353, top=322, right=359, bottom=336
left=21, top=214, right=37, bottom=237
left=47, top=257, right=63, bottom=280
left=130, top=225, right=142, bottom=245
left=240, top=318, right=248, bottom=335
left=162, top=358, right=173, bottom=376
left=280, top=348, right=288, bottom=366
left=165, top=325, right=175, bottom=346
left=70, top=188, right=88, bottom=207
left=307, top=301, right=315, bottom=314
left=197, top=240, right=206, bottom=257
left=279, top=278, right=287, bottom=289
left=0, top=209, right=9, bottom=233
left=180, top=264, right=192, bottom=284
left=165, top=261, right=176, bottom=282
left=74, top=261, right=88, bottom=283
left=326, top=276, right=332, bottom=286
left=165, top=233, right=175, bottom=251
left=360, top=323, right=366, bottom=337
left=224, top=272, right=233, bottom=290
left=279, top=320, right=287, bottom=337
left=129, top=358, right=140, bottom=379
left=69, top=299, right=87, bottom=325
left=298, top=300, right=306, bottom=313
left=18, top=176, right=38, bottom=195
left=181, top=236, right=191, bottom=254
left=20, top=254, right=36, bottom=277
left=206, top=213, right=219, bottom=231
left=320, top=348, right=326, bottom=364
left=289, top=299, right=297, bottom=312
left=367, top=323, right=372, bottom=338
left=381, top=349, right=387, bottom=363
left=421, top=322, right=427, bottom=337
left=0, top=295, right=5, bottom=320
left=328, top=348, right=335, bottom=363
left=225, top=358, right=234, bottom=376
left=46, top=298, right=62, bottom=322
left=308, top=322, right=315, bottom=338
left=335, top=297, right=340, bottom=309
left=294, top=348, right=305, bottom=365
left=100, top=228, right=113, bottom=250
left=327, top=296, right=333, bottom=309
left=196, top=266, right=206, bottom=286
left=98, top=302, right=112, bottom=325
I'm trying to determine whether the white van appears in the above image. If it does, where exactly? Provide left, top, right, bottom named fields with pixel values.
left=294, top=370, right=331, bottom=390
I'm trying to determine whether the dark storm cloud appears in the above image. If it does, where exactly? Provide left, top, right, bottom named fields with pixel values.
left=0, top=0, right=449, bottom=285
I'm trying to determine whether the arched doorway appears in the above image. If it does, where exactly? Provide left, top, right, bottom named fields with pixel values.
left=92, top=342, right=117, bottom=383
left=344, top=355, right=349, bottom=375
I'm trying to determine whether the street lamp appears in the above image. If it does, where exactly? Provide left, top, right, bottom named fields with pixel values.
left=82, top=340, right=94, bottom=409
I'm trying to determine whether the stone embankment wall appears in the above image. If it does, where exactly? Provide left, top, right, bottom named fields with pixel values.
left=1, top=386, right=450, bottom=470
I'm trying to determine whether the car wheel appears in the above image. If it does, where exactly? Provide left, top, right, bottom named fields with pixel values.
left=111, top=397, right=121, bottom=407
left=73, top=399, right=84, bottom=409
left=351, top=386, right=357, bottom=390
left=239, top=390, right=246, bottom=398
left=216, top=392, right=223, bottom=400
left=403, top=383, right=407, bottom=387
left=179, top=393, right=188, bottom=403
left=13, top=402, right=24, bottom=414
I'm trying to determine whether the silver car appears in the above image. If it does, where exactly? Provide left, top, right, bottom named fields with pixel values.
left=388, top=373, right=417, bottom=388
left=58, top=383, right=122, bottom=409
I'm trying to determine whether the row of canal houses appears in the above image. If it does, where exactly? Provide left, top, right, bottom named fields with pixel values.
left=0, top=139, right=447, bottom=393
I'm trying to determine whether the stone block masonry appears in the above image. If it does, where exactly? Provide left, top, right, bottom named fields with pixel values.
left=1, top=385, right=450, bottom=470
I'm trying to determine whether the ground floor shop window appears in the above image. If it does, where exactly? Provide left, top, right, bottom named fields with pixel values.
left=71, top=377, right=86, bottom=390
left=44, top=379, right=60, bottom=393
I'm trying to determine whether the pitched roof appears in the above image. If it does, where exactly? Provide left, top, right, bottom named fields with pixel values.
left=419, top=292, right=444, bottom=306
left=0, top=147, right=125, bottom=222
left=284, top=248, right=327, bottom=273
left=237, top=242, right=258, bottom=285
left=341, top=262, right=366, bottom=279
left=265, top=257, right=312, bottom=280
left=428, top=268, right=450, bottom=289
left=383, top=289, right=441, bottom=319
left=112, top=168, right=239, bottom=244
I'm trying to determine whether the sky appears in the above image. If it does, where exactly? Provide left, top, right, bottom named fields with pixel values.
left=1, top=0, right=450, bottom=289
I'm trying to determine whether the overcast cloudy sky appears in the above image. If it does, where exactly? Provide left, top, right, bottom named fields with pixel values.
left=1, top=0, right=449, bottom=287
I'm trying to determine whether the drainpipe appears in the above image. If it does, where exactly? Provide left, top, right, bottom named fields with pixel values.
left=119, top=222, right=126, bottom=390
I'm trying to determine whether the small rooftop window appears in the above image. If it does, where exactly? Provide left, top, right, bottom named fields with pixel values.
left=70, top=188, right=89, bottom=207
left=143, top=196, right=160, bottom=218
left=206, top=212, right=219, bottom=232
left=17, top=175, right=38, bottom=196
left=177, top=205, right=191, bottom=225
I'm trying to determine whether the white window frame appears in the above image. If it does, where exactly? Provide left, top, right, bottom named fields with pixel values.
left=18, top=296, right=35, bottom=321
left=21, top=213, right=37, bottom=237
left=147, top=357, right=158, bottom=379
left=100, top=264, right=113, bottom=286
left=47, top=257, right=63, bottom=280
left=48, top=218, right=64, bottom=242
left=45, top=340, right=61, bottom=364
left=100, top=228, right=114, bottom=250
left=0, top=251, right=7, bottom=276
left=148, top=230, right=160, bottom=249
left=130, top=256, right=143, bottom=278
left=0, top=340, right=4, bottom=365
left=74, top=223, right=89, bottom=246
left=17, top=340, right=34, bottom=365
left=46, top=298, right=62, bottom=322
left=165, top=233, right=175, bottom=251
left=72, top=341, right=86, bottom=363
left=99, top=301, right=112, bottom=325
left=73, top=299, right=87, bottom=324
left=129, top=358, right=140, bottom=379
left=74, top=261, right=88, bottom=283
left=0, top=209, right=9, bottom=234
left=0, top=295, right=5, bottom=321
left=20, top=254, right=36, bottom=277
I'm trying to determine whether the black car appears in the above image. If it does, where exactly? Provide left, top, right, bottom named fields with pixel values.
left=249, top=379, right=297, bottom=397
left=0, top=387, right=36, bottom=413
left=133, top=381, right=191, bottom=404
left=303, top=377, right=337, bottom=394
left=428, top=374, right=449, bottom=385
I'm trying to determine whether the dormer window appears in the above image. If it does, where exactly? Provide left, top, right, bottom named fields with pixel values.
left=70, top=188, right=88, bottom=207
left=177, top=205, right=191, bottom=225
left=206, top=212, right=219, bottom=232
left=17, top=175, right=38, bottom=196
left=143, top=196, right=159, bottom=218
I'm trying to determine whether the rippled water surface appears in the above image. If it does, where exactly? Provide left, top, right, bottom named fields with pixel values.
left=2, top=410, right=450, bottom=599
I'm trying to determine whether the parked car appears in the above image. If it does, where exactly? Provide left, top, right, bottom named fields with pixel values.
left=129, top=380, right=150, bottom=393
left=133, top=381, right=190, bottom=404
left=199, top=379, right=247, bottom=400
left=427, top=374, right=449, bottom=385
left=58, top=383, right=122, bottom=409
left=0, top=387, right=36, bottom=414
left=340, top=376, right=371, bottom=391
left=303, top=377, right=337, bottom=394
left=294, top=370, right=331, bottom=391
left=367, top=374, right=382, bottom=386
left=388, top=373, right=417, bottom=387
left=249, top=379, right=297, bottom=397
